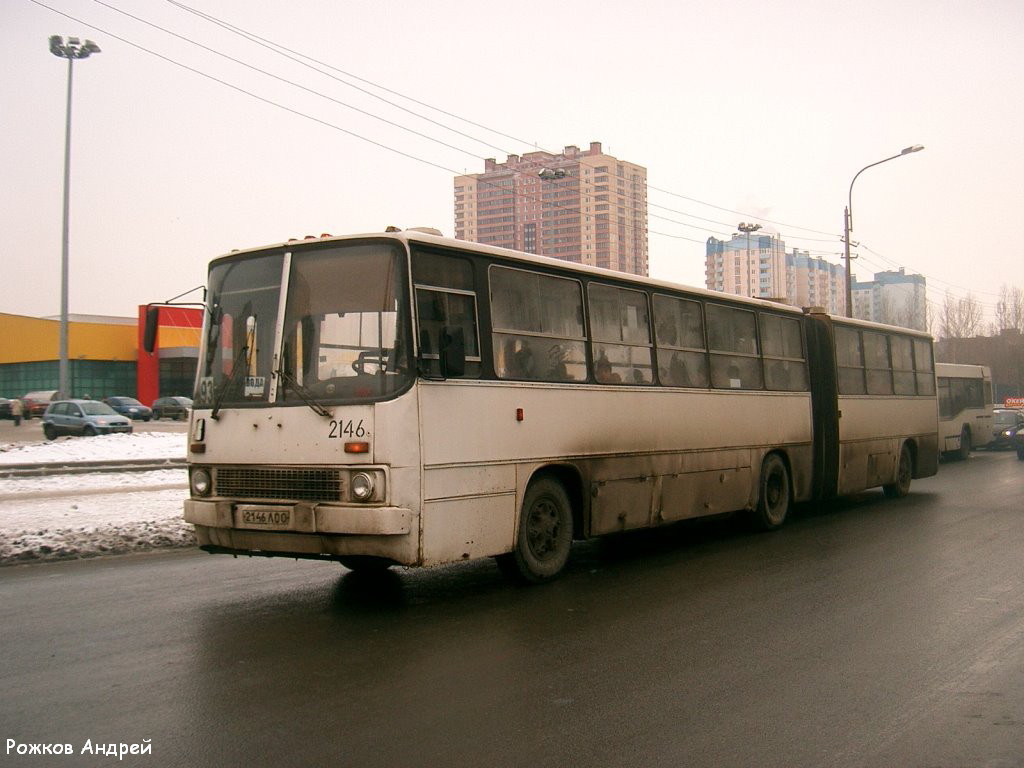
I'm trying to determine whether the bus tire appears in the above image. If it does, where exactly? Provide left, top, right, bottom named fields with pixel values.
left=339, top=555, right=392, bottom=573
left=956, top=426, right=971, bottom=461
left=751, top=453, right=790, bottom=530
left=883, top=443, right=913, bottom=499
left=498, top=476, right=573, bottom=584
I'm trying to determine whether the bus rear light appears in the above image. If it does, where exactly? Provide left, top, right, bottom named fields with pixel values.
left=516, top=408, right=524, bottom=422
left=345, top=441, right=369, bottom=454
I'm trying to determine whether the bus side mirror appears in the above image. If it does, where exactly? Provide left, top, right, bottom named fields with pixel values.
left=439, top=326, right=466, bottom=378
left=143, top=306, right=160, bottom=354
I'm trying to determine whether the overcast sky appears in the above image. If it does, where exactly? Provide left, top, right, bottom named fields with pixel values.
left=4, top=0, right=1022, bottom=328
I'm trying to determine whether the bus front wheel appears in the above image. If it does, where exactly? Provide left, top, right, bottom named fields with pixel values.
left=497, top=476, right=573, bottom=584
left=339, top=555, right=392, bottom=573
left=750, top=453, right=790, bottom=530
left=883, top=443, right=913, bottom=499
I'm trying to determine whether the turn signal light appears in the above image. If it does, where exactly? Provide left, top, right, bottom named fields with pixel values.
left=345, top=441, right=369, bottom=454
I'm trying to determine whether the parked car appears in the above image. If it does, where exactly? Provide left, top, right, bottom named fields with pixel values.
left=103, top=396, right=153, bottom=421
left=0, top=398, right=13, bottom=419
left=988, top=408, right=1024, bottom=450
left=42, top=399, right=133, bottom=439
left=152, top=396, right=192, bottom=421
left=22, top=390, right=59, bottom=418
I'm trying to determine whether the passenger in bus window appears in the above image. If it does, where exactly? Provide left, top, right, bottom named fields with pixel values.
left=546, top=344, right=569, bottom=381
left=504, top=337, right=535, bottom=379
left=667, top=351, right=691, bottom=387
left=594, top=348, right=621, bottom=383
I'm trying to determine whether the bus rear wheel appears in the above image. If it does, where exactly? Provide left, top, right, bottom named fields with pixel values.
left=750, top=453, right=790, bottom=530
left=883, top=443, right=913, bottom=499
left=497, top=476, right=573, bottom=584
left=956, top=426, right=971, bottom=461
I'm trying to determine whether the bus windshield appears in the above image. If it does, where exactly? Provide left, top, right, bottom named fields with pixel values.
left=196, top=242, right=412, bottom=409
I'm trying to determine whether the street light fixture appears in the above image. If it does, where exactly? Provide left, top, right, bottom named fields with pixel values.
left=738, top=222, right=762, bottom=298
left=843, top=144, right=924, bottom=318
left=49, top=35, right=101, bottom=399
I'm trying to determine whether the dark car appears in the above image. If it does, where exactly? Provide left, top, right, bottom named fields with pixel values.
left=152, top=396, right=192, bottom=421
left=104, top=396, right=153, bottom=421
left=0, top=398, right=12, bottom=419
left=988, top=408, right=1024, bottom=450
left=42, top=399, right=133, bottom=439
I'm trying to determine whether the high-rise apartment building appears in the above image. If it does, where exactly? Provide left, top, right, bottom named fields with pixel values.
left=787, top=249, right=846, bottom=315
left=454, top=141, right=649, bottom=276
left=852, top=268, right=928, bottom=331
left=706, top=231, right=846, bottom=315
left=705, top=229, right=787, bottom=300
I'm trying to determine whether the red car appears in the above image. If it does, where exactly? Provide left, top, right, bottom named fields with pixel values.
left=21, top=390, right=59, bottom=417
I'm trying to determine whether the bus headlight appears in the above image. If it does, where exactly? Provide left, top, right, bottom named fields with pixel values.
left=191, top=468, right=212, bottom=497
left=351, top=472, right=375, bottom=501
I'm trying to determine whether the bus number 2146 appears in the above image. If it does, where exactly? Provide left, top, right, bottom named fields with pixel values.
left=329, top=420, right=366, bottom=439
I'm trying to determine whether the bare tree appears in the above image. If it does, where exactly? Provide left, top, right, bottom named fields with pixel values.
left=938, top=291, right=984, bottom=339
left=994, top=284, right=1024, bottom=333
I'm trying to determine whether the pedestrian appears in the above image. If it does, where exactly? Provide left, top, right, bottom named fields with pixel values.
left=10, top=397, right=23, bottom=426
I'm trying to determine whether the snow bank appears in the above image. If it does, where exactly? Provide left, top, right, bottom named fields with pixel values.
left=0, top=433, right=192, bottom=565
left=0, top=431, right=186, bottom=464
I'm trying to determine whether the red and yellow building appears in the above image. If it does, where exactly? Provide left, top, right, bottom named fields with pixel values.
left=0, top=308, right=201, bottom=404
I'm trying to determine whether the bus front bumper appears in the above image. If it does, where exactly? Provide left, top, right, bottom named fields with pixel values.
left=184, top=500, right=413, bottom=535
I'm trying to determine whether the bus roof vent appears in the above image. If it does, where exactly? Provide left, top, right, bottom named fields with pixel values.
left=803, top=306, right=827, bottom=315
left=385, top=225, right=402, bottom=232
left=407, top=227, right=443, bottom=236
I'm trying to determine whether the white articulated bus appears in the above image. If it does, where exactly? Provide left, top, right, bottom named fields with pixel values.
left=935, top=363, right=993, bottom=459
left=169, top=229, right=939, bottom=582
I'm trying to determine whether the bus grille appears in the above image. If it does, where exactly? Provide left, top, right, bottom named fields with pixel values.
left=215, top=467, right=344, bottom=502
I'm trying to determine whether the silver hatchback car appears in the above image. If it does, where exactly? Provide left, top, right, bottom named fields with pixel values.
left=42, top=399, right=133, bottom=440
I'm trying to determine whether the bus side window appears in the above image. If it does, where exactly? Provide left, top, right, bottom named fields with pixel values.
left=863, top=332, right=893, bottom=395
left=913, top=338, right=935, bottom=395
left=653, top=294, right=709, bottom=388
left=707, top=304, right=762, bottom=390
left=760, top=313, right=808, bottom=391
left=490, top=266, right=586, bottom=382
left=890, top=335, right=916, bottom=395
left=588, top=283, right=653, bottom=385
left=835, top=326, right=865, bottom=394
left=415, top=288, right=480, bottom=378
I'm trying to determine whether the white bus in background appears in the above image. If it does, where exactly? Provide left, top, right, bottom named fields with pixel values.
left=935, top=363, right=993, bottom=460
left=159, top=229, right=939, bottom=583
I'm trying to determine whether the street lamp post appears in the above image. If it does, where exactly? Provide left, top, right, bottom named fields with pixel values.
left=843, top=144, right=924, bottom=318
left=49, top=35, right=101, bottom=398
left=738, top=222, right=762, bottom=298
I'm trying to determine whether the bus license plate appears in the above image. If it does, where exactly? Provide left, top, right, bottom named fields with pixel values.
left=236, top=505, right=293, bottom=530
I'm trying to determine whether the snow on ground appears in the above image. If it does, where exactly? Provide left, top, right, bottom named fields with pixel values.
left=0, top=431, right=186, bottom=464
left=0, top=433, right=191, bottom=565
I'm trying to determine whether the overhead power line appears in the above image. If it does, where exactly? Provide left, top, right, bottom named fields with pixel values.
left=31, top=0, right=1008, bottom=311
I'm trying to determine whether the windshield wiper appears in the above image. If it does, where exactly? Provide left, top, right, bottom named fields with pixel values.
left=273, top=368, right=333, bottom=418
left=210, top=342, right=249, bottom=421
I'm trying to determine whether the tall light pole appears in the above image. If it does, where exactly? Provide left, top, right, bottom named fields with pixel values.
left=50, top=35, right=101, bottom=398
left=843, top=144, right=924, bottom=318
left=738, top=222, right=762, bottom=297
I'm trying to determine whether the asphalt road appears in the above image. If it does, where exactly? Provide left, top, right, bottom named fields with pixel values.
left=1, top=451, right=1022, bottom=767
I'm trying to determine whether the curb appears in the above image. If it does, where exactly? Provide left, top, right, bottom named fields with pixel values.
left=0, top=458, right=187, bottom=479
